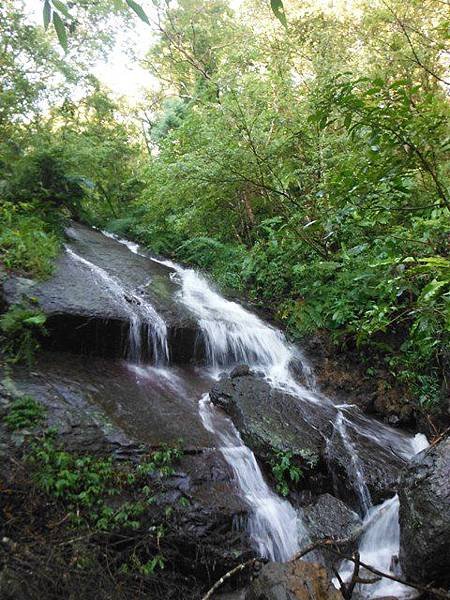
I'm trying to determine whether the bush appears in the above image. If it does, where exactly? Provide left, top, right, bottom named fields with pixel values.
left=6, top=148, right=85, bottom=215
left=0, top=303, right=47, bottom=365
left=29, top=431, right=183, bottom=532
left=0, top=201, right=60, bottom=278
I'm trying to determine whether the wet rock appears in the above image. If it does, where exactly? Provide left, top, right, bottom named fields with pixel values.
left=1, top=223, right=203, bottom=363
left=210, top=375, right=408, bottom=507
left=1, top=354, right=252, bottom=584
left=245, top=560, right=341, bottom=600
left=210, top=375, right=325, bottom=463
left=399, top=438, right=450, bottom=588
left=230, top=364, right=251, bottom=379
left=7, top=351, right=215, bottom=450
left=303, top=494, right=362, bottom=547
left=324, top=410, right=408, bottom=506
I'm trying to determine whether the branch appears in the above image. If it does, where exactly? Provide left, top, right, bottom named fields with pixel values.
left=380, top=0, right=450, bottom=86
left=201, top=558, right=261, bottom=600
left=296, top=539, right=450, bottom=600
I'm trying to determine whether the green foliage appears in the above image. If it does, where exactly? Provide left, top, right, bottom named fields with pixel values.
left=270, top=450, right=303, bottom=497
left=270, top=0, right=287, bottom=28
left=7, top=148, right=85, bottom=215
left=176, top=237, right=247, bottom=291
left=107, top=0, right=448, bottom=413
left=0, top=304, right=47, bottom=365
left=4, top=395, right=45, bottom=431
left=29, top=431, right=183, bottom=532
left=3, top=0, right=449, bottom=415
left=0, top=201, right=60, bottom=278
left=41, top=0, right=150, bottom=51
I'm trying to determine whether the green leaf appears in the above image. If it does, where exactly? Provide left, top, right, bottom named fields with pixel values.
left=43, top=0, right=51, bottom=30
left=125, top=0, right=150, bottom=24
left=51, top=0, right=71, bottom=19
left=419, top=279, right=448, bottom=304
left=23, top=314, right=46, bottom=326
left=270, top=0, right=287, bottom=28
left=52, top=11, right=68, bottom=51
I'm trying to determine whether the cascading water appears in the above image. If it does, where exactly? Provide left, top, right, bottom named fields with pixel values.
left=66, top=247, right=169, bottom=364
left=114, top=257, right=309, bottom=560
left=329, top=411, right=372, bottom=515
left=335, top=437, right=429, bottom=599
left=338, top=496, right=415, bottom=598
left=98, top=230, right=430, bottom=594
left=199, top=394, right=306, bottom=561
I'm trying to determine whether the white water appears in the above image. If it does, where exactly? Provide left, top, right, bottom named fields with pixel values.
left=338, top=496, right=416, bottom=598
left=336, top=438, right=429, bottom=599
left=99, top=231, right=431, bottom=594
left=66, top=247, right=168, bottom=364
left=330, top=412, right=373, bottom=515
left=199, top=394, right=305, bottom=561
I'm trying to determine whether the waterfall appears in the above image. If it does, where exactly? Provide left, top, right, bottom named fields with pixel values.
left=199, top=394, right=306, bottom=562
left=329, top=412, right=372, bottom=515
left=337, top=496, right=417, bottom=598
left=99, top=231, right=430, bottom=591
left=335, top=441, right=429, bottom=598
left=65, top=247, right=168, bottom=364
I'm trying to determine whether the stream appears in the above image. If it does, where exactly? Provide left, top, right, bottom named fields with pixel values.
left=64, top=228, right=430, bottom=598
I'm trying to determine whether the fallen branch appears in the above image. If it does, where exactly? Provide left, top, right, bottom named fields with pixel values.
left=201, top=558, right=262, bottom=600
left=297, top=540, right=450, bottom=600
left=201, top=536, right=450, bottom=600
left=201, top=537, right=347, bottom=599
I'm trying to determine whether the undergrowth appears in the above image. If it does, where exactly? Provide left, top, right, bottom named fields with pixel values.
left=0, top=303, right=47, bottom=365
left=0, top=396, right=193, bottom=599
left=0, top=201, right=61, bottom=279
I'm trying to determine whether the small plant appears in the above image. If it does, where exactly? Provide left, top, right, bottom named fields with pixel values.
left=28, top=432, right=183, bottom=532
left=0, top=304, right=47, bottom=365
left=4, top=395, right=45, bottom=431
left=270, top=450, right=303, bottom=497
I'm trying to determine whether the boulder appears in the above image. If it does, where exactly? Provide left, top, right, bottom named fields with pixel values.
left=210, top=374, right=408, bottom=507
left=210, top=374, right=326, bottom=464
left=245, top=560, right=341, bottom=600
left=399, top=437, right=450, bottom=587
left=302, top=494, right=362, bottom=547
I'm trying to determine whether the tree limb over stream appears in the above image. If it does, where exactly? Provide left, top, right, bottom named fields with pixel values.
left=201, top=537, right=450, bottom=600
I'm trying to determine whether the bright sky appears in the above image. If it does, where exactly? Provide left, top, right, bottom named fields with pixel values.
left=22, top=0, right=358, bottom=101
left=23, top=0, right=158, bottom=100
left=23, top=0, right=244, bottom=101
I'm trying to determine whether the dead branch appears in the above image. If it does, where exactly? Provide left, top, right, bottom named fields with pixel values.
left=297, top=539, right=450, bottom=600
left=201, top=558, right=261, bottom=600
left=201, top=535, right=450, bottom=600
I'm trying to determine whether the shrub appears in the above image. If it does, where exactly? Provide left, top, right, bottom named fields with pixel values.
left=0, top=201, right=60, bottom=278
left=0, top=303, right=47, bottom=365
left=29, top=432, right=183, bottom=532
left=4, top=395, right=45, bottom=431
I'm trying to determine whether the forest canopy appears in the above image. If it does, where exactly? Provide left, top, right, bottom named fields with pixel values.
left=1, top=0, right=449, bottom=412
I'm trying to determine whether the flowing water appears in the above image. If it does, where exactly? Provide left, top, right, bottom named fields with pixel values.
left=89, top=231, right=430, bottom=595
left=199, top=394, right=305, bottom=561
left=66, top=247, right=168, bottom=364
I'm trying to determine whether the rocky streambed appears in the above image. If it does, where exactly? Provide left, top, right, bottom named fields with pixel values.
left=1, top=223, right=449, bottom=599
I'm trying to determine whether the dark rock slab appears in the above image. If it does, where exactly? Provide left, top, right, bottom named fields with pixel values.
left=210, top=374, right=327, bottom=461
left=6, top=351, right=214, bottom=450
left=399, top=437, right=450, bottom=588
left=1, top=223, right=203, bottom=363
left=210, top=374, right=410, bottom=508
left=245, top=560, right=341, bottom=600
left=0, top=355, right=252, bottom=586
